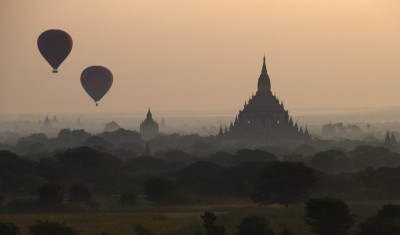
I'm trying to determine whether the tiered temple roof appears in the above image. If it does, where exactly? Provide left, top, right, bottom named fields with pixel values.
left=221, top=56, right=312, bottom=146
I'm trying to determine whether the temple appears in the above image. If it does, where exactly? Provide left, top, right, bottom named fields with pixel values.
left=140, top=108, right=159, bottom=141
left=221, top=56, right=312, bottom=146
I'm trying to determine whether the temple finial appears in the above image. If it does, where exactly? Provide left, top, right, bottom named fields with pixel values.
left=261, top=55, right=267, bottom=75
left=147, top=108, right=152, bottom=119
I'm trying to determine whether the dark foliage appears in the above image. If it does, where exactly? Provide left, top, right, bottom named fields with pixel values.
left=281, top=229, right=295, bottom=235
left=253, top=162, right=317, bottom=207
left=305, top=197, right=354, bottom=235
left=201, top=212, right=225, bottom=235
left=38, top=183, right=64, bottom=208
left=350, top=146, right=400, bottom=171
left=0, top=222, right=21, bottom=235
left=176, top=161, right=225, bottom=195
left=144, top=176, right=177, bottom=203
left=236, top=215, right=274, bottom=235
left=29, top=220, right=79, bottom=235
left=235, top=149, right=276, bottom=163
left=357, top=204, right=400, bottom=235
left=310, top=150, right=349, bottom=174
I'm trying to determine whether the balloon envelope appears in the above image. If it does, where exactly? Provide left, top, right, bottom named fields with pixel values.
left=80, top=66, right=113, bottom=105
left=37, top=29, right=73, bottom=73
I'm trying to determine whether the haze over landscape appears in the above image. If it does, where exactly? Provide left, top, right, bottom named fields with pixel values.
left=2, top=1, right=400, bottom=235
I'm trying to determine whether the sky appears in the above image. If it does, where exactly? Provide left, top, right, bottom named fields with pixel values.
left=0, top=0, right=399, bottom=114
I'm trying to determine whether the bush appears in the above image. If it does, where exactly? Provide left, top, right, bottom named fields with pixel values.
left=305, top=198, right=354, bottom=235
left=281, top=229, right=295, bottom=235
left=201, top=212, right=225, bottom=235
left=357, top=204, right=400, bottom=235
left=29, top=220, right=79, bottom=235
left=119, top=190, right=137, bottom=206
left=357, top=216, right=400, bottom=235
left=134, top=224, right=157, bottom=235
left=236, top=215, right=274, bottom=235
left=0, top=222, right=21, bottom=235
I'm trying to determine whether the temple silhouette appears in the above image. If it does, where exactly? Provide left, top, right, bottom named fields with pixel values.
left=220, top=56, right=312, bottom=146
left=140, top=108, right=159, bottom=141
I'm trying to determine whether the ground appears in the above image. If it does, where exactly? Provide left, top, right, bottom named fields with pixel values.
left=0, top=200, right=396, bottom=235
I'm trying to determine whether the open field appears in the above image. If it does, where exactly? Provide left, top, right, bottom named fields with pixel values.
left=0, top=200, right=397, bottom=235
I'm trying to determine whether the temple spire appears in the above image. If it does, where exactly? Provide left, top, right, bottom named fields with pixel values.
left=261, top=54, right=267, bottom=75
left=257, top=55, right=271, bottom=93
left=147, top=108, right=152, bottom=119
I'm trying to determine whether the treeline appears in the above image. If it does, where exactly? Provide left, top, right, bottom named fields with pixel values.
left=2, top=144, right=400, bottom=211
left=2, top=128, right=217, bottom=158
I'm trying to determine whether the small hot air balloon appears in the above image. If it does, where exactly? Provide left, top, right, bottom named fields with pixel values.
left=37, top=29, right=73, bottom=73
left=80, top=66, right=113, bottom=106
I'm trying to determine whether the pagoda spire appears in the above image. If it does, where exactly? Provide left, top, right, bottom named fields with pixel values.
left=257, top=55, right=271, bottom=93
left=147, top=108, right=152, bottom=119
left=261, top=54, right=267, bottom=75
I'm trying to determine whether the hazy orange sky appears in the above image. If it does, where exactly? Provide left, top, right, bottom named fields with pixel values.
left=1, top=0, right=399, bottom=114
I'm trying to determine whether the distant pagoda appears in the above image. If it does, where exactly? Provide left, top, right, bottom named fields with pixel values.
left=222, top=56, right=311, bottom=146
left=140, top=108, right=159, bottom=141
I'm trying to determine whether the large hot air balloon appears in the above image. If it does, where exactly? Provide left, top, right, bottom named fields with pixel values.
left=37, top=29, right=73, bottom=73
left=80, top=66, right=113, bottom=106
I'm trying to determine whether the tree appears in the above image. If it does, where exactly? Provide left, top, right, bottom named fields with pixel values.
left=310, top=150, right=349, bottom=173
left=281, top=229, right=295, bottom=235
left=357, top=204, right=400, bottom=235
left=201, top=212, right=225, bottom=235
left=0, top=222, right=20, bottom=235
left=38, top=183, right=64, bottom=208
left=305, top=198, right=354, bottom=235
left=68, top=183, right=91, bottom=204
left=29, top=220, right=79, bottom=235
left=119, top=190, right=137, bottom=206
left=144, top=176, right=177, bottom=203
left=252, top=162, right=317, bottom=207
left=236, top=215, right=274, bottom=235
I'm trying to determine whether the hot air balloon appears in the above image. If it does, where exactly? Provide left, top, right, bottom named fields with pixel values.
left=80, top=66, right=113, bottom=106
left=37, top=29, right=73, bottom=73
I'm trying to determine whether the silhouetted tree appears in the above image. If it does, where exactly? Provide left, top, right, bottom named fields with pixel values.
left=0, top=222, right=20, bottom=235
left=38, top=183, right=64, bottom=208
left=68, top=183, right=91, bottom=204
left=134, top=224, right=156, bottom=235
left=119, top=190, right=137, bottom=206
left=201, top=212, right=225, bottom=235
left=234, top=149, right=276, bottom=165
left=305, top=198, right=354, bottom=235
left=281, top=229, right=295, bottom=235
left=310, top=150, right=349, bottom=173
left=176, top=161, right=225, bottom=195
left=357, top=204, right=400, bottom=235
left=29, top=220, right=79, bottom=235
left=252, top=162, right=317, bottom=207
left=144, top=176, right=177, bottom=203
left=236, top=215, right=274, bottom=235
